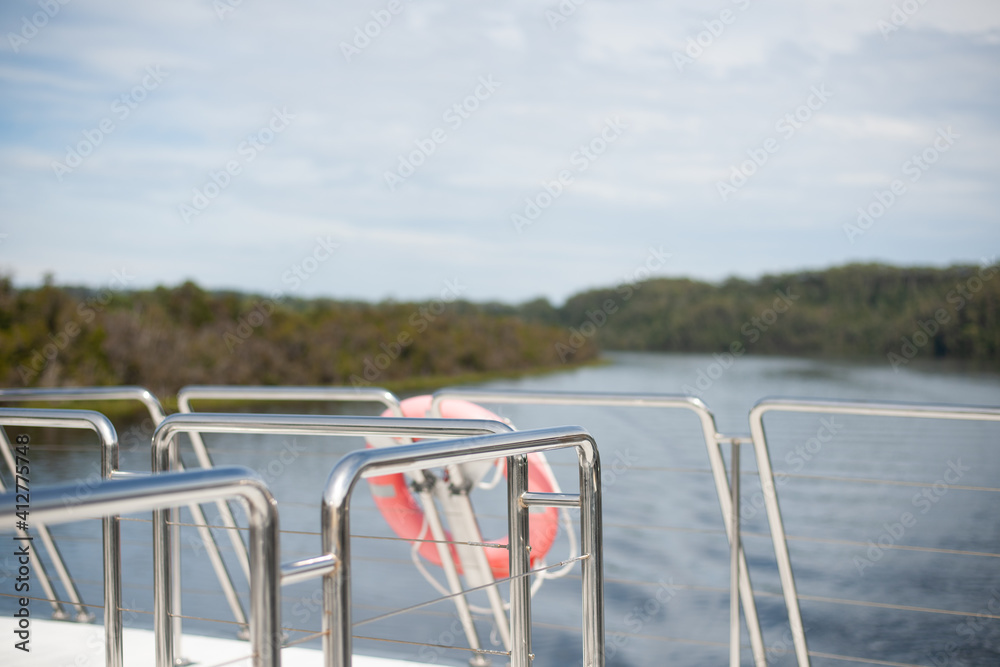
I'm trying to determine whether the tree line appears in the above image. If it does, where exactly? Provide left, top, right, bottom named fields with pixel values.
left=0, top=277, right=597, bottom=398
left=506, top=262, right=999, bottom=368
left=1, top=261, right=996, bottom=400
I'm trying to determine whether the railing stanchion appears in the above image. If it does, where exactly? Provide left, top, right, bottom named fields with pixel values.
left=749, top=397, right=1000, bottom=667
left=322, top=462, right=351, bottom=667
left=1, top=465, right=279, bottom=667
left=0, top=409, right=122, bottom=666
left=508, top=454, right=532, bottom=666
left=150, top=412, right=515, bottom=667
left=0, top=388, right=164, bottom=626
left=321, top=426, right=605, bottom=667
left=579, top=434, right=605, bottom=667
left=431, top=389, right=761, bottom=666
left=730, top=439, right=741, bottom=667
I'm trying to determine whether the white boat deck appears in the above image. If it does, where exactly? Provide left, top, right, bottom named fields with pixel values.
left=0, top=617, right=432, bottom=667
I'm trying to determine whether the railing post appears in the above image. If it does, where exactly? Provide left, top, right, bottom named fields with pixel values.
left=322, top=469, right=351, bottom=667
left=247, top=487, right=282, bottom=667
left=147, top=468, right=282, bottom=667
left=508, top=454, right=532, bottom=666
left=430, top=389, right=759, bottom=665
left=174, top=385, right=407, bottom=648
left=103, top=420, right=123, bottom=667
left=320, top=426, right=603, bottom=667
left=169, top=445, right=185, bottom=663
left=0, top=465, right=279, bottom=667
left=579, top=437, right=604, bottom=667
left=0, top=409, right=122, bottom=666
left=153, top=503, right=174, bottom=667
left=746, top=397, right=1000, bottom=667
left=729, top=439, right=741, bottom=667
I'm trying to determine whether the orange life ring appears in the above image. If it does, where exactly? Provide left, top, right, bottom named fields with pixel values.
left=365, top=394, right=560, bottom=579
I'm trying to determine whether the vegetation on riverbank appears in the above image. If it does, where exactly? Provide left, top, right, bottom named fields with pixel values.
left=0, top=278, right=598, bottom=398
left=509, top=262, right=1000, bottom=368
left=1, top=261, right=996, bottom=402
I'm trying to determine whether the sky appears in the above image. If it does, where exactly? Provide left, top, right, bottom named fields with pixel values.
left=1, top=0, right=998, bottom=305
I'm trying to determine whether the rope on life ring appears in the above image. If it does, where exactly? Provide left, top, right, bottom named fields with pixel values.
left=364, top=394, right=560, bottom=579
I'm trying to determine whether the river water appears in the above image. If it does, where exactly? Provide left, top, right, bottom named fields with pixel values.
left=3, top=352, right=1000, bottom=666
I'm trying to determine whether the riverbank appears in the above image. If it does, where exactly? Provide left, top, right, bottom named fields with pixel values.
left=0, top=279, right=599, bottom=399
left=1, top=357, right=610, bottom=423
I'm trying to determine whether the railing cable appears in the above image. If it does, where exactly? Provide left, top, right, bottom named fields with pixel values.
left=353, top=554, right=588, bottom=629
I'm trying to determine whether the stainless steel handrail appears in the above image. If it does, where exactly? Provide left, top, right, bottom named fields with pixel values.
left=431, top=388, right=766, bottom=667
left=0, top=386, right=165, bottom=622
left=0, top=408, right=121, bottom=662
left=173, top=386, right=405, bottom=648
left=0, top=386, right=241, bottom=663
left=174, top=386, right=402, bottom=585
left=177, top=386, right=403, bottom=417
left=0, top=428, right=90, bottom=621
left=0, top=386, right=167, bottom=423
left=320, top=425, right=605, bottom=667
left=150, top=412, right=516, bottom=665
left=748, top=397, right=1000, bottom=667
left=0, top=465, right=281, bottom=667
left=4, top=420, right=605, bottom=667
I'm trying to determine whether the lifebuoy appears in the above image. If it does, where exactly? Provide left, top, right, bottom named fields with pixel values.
left=365, top=394, right=560, bottom=579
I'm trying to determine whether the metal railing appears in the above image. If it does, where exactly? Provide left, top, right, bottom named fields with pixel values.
left=0, top=408, right=121, bottom=655
left=177, top=385, right=403, bottom=417
left=319, top=425, right=605, bottom=667
left=171, top=385, right=406, bottom=649
left=748, top=397, right=1000, bottom=667
left=0, top=387, right=166, bottom=622
left=0, top=386, right=167, bottom=423
left=0, top=465, right=281, bottom=667
left=0, top=427, right=91, bottom=622
left=5, top=387, right=997, bottom=667
left=430, top=389, right=766, bottom=667
left=150, top=411, right=520, bottom=665
left=175, top=385, right=402, bottom=584
left=1, top=408, right=606, bottom=667
left=0, top=386, right=248, bottom=661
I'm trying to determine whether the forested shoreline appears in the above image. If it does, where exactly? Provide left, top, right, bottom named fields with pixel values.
left=509, top=261, right=999, bottom=369
left=0, top=278, right=597, bottom=398
left=0, top=262, right=997, bottom=399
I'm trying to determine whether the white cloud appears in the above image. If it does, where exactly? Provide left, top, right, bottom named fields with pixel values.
left=816, top=114, right=929, bottom=140
left=0, top=0, right=997, bottom=301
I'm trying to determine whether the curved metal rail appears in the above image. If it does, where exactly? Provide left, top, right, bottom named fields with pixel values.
left=0, top=409, right=120, bottom=654
left=0, top=465, right=280, bottom=667
left=2, top=421, right=606, bottom=667
left=173, top=386, right=406, bottom=650
left=320, top=425, right=605, bottom=667
left=0, top=386, right=242, bottom=663
left=0, top=386, right=167, bottom=423
left=177, top=385, right=403, bottom=417
left=0, top=387, right=166, bottom=622
left=151, top=412, right=515, bottom=665
left=748, top=397, right=1000, bottom=667
left=175, top=386, right=403, bottom=583
left=431, top=388, right=765, bottom=667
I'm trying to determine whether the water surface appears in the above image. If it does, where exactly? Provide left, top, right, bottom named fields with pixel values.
left=2, top=352, right=999, bottom=666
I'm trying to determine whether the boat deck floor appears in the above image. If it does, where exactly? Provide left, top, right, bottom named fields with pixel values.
left=0, top=617, right=432, bottom=667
